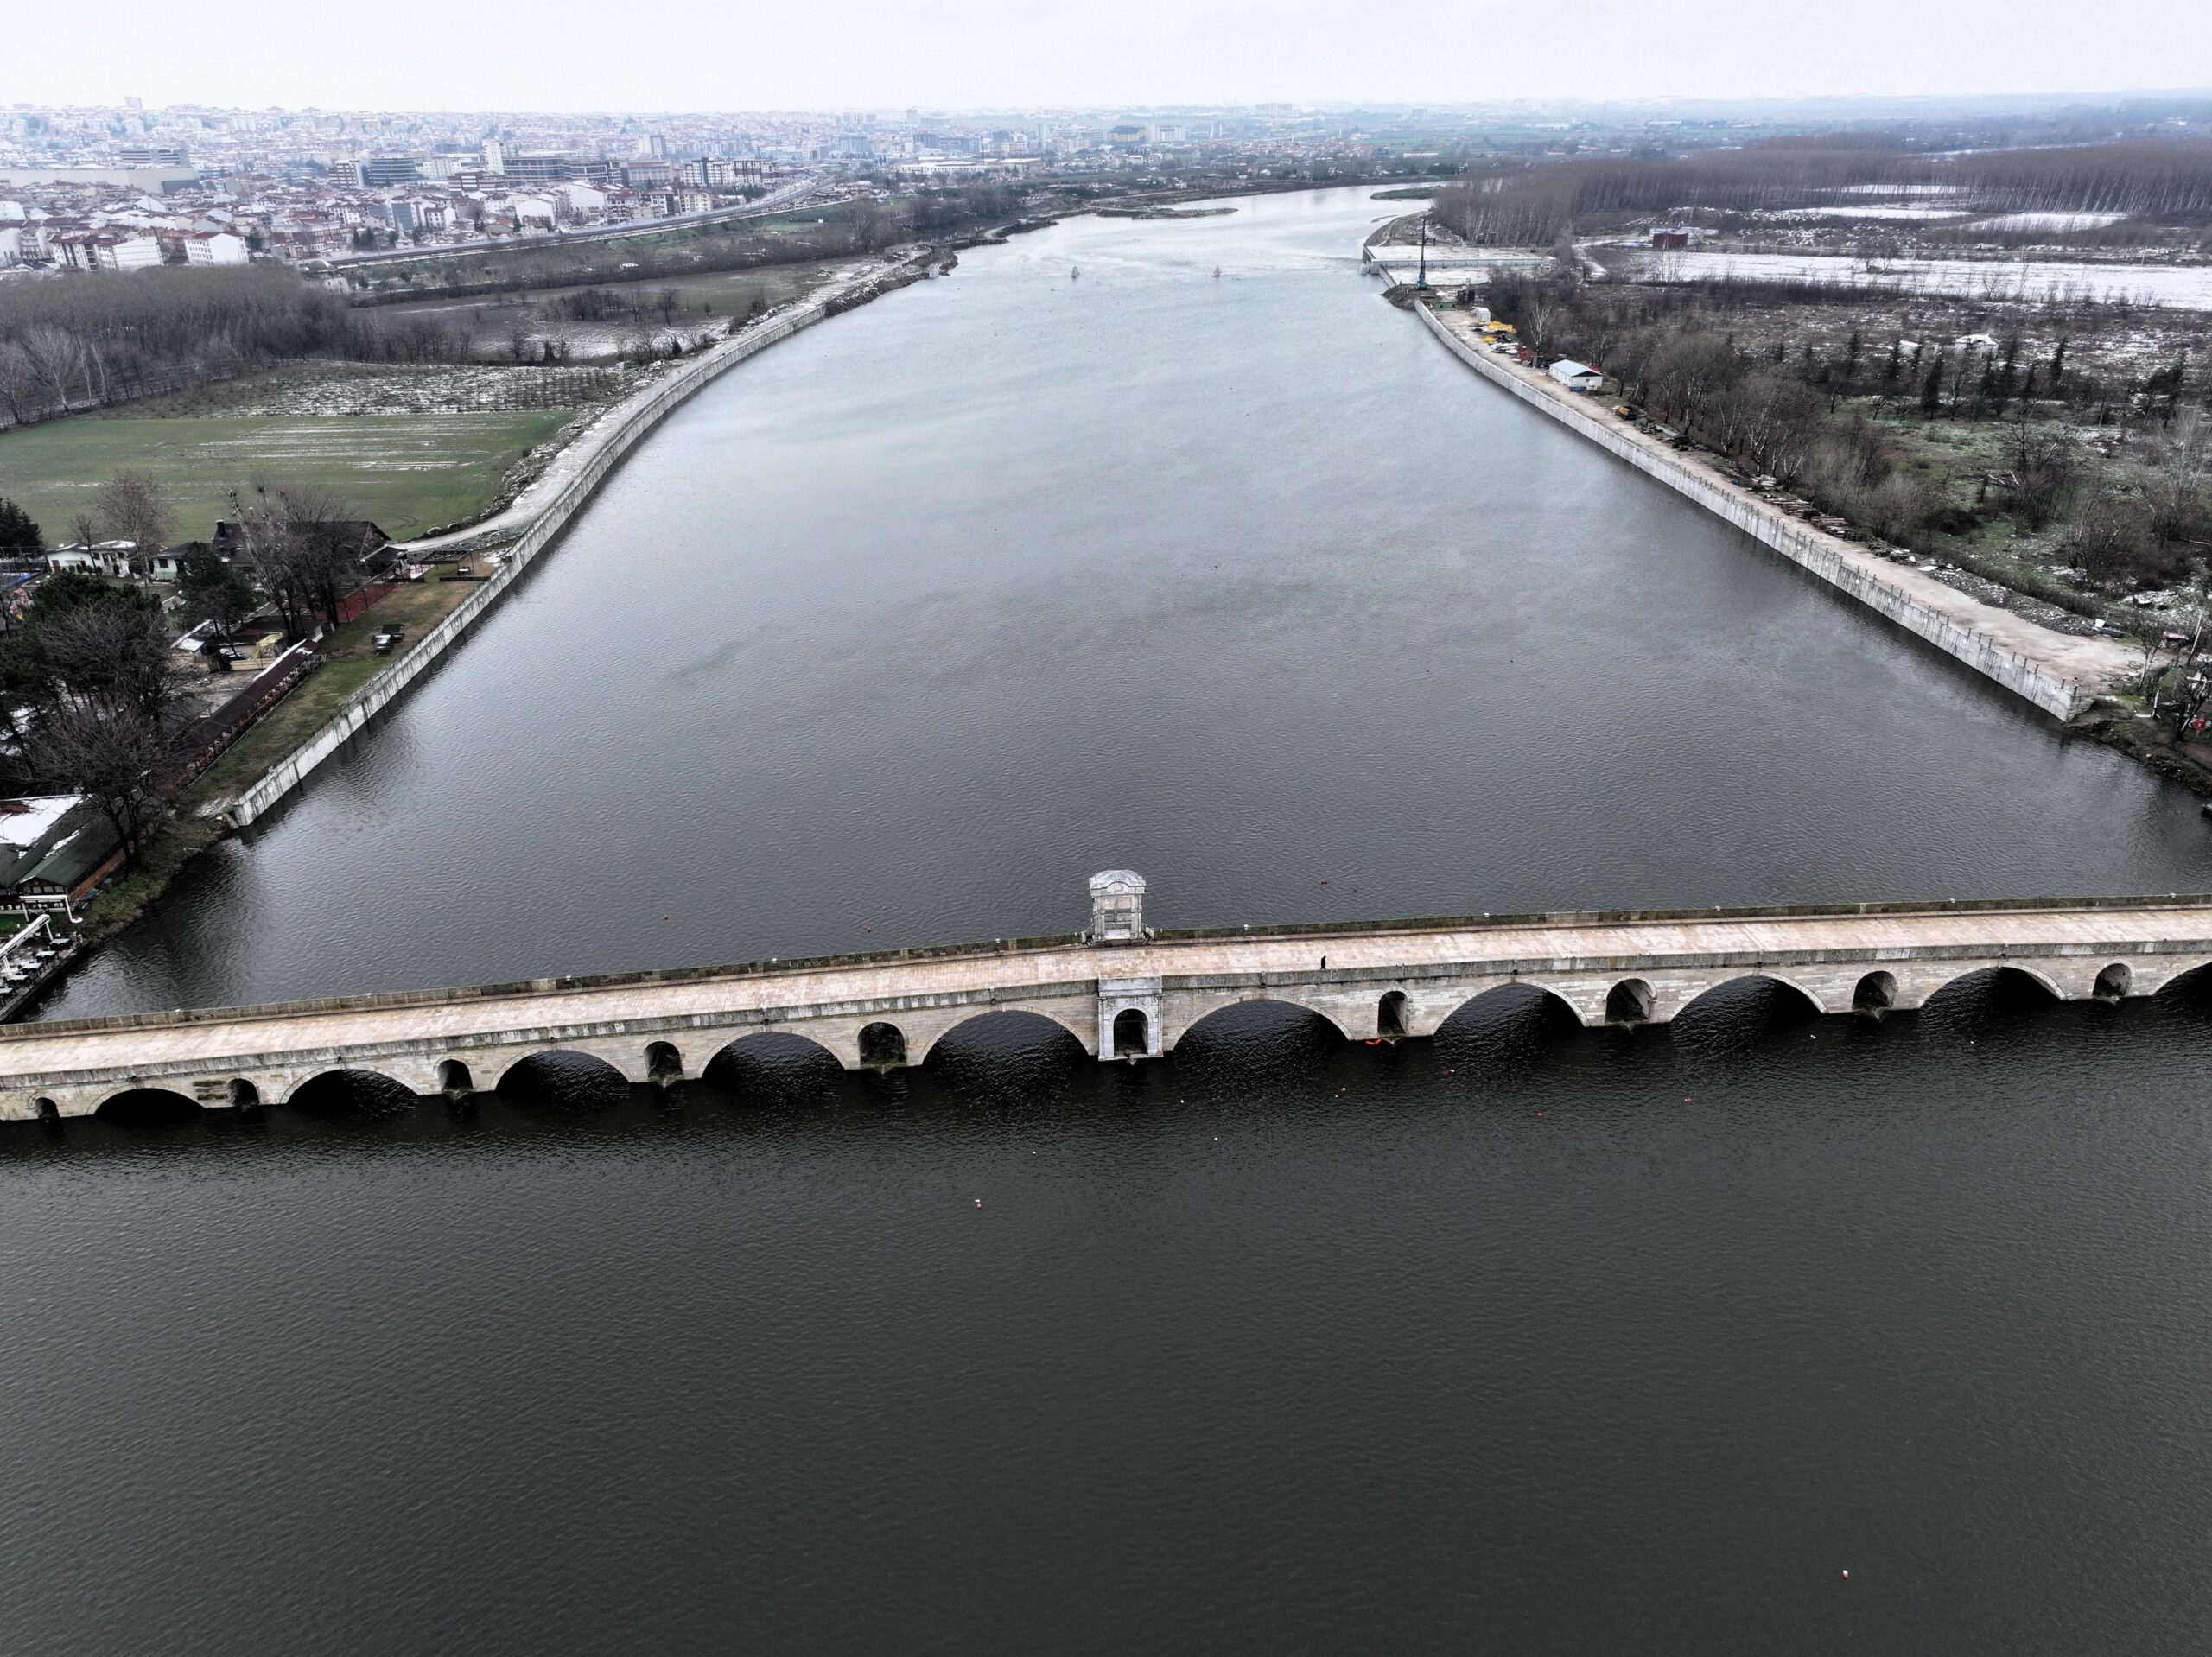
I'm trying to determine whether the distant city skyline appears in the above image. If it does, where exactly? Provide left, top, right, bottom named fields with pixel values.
left=18, top=0, right=2212, bottom=113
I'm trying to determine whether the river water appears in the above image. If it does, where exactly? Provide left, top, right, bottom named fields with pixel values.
left=10, top=187, right=2212, bottom=1651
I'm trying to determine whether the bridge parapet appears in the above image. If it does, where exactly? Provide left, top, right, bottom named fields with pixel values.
left=8, top=877, right=2212, bottom=1120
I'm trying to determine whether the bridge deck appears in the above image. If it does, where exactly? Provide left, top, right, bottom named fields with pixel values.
left=7, top=898, right=2212, bottom=1095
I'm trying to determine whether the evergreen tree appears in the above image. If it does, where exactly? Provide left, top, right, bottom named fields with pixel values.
left=0, top=497, right=41, bottom=558
left=175, top=545, right=259, bottom=645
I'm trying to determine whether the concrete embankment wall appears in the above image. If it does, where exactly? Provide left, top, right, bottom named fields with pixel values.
left=222, top=262, right=921, bottom=828
left=1410, top=303, right=2092, bottom=721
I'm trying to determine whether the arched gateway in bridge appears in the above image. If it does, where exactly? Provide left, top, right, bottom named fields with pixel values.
left=9, top=873, right=2212, bottom=1120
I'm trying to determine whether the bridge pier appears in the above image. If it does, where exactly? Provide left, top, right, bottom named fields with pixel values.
left=1099, top=976, right=1163, bottom=1059
left=185, top=1071, right=292, bottom=1110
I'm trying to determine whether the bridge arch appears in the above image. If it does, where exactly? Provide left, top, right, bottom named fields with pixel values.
left=644, top=1040, right=686, bottom=1083
left=1435, top=981, right=1585, bottom=1034
left=495, top=1050, right=629, bottom=1107
left=858, top=1021, right=908, bottom=1068
left=1917, top=965, right=2065, bottom=1032
left=1111, top=1007, right=1150, bottom=1057
left=96, top=1087, right=202, bottom=1126
left=289, top=1068, right=418, bottom=1116
left=1676, top=973, right=1826, bottom=1021
left=2153, top=959, right=2212, bottom=1003
left=2093, top=962, right=2133, bottom=1001
left=1853, top=970, right=1898, bottom=1013
left=1176, top=991, right=1344, bottom=1039
left=704, top=1030, right=841, bottom=1066
left=702, top=1031, right=846, bottom=1103
left=1377, top=990, right=1409, bottom=1039
left=925, top=1008, right=1092, bottom=1066
left=1173, top=996, right=1352, bottom=1051
left=1924, top=963, right=2064, bottom=1010
left=1605, top=978, right=1655, bottom=1025
left=227, top=1078, right=261, bottom=1108
left=437, top=1058, right=475, bottom=1095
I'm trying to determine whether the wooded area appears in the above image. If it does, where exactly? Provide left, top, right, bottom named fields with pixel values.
left=1433, top=139, right=2212, bottom=248
left=1478, top=266, right=2211, bottom=590
left=0, top=263, right=483, bottom=429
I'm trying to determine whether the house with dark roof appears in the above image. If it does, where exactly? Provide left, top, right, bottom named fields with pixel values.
left=0, top=796, right=123, bottom=916
left=212, top=519, right=392, bottom=566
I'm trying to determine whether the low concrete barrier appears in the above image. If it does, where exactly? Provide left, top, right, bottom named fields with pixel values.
left=220, top=260, right=925, bottom=827
left=1411, top=302, right=2097, bottom=721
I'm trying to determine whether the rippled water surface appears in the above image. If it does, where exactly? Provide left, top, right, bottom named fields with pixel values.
left=12, top=992, right=2212, bottom=1654
left=33, top=187, right=2211, bottom=1016
left=10, top=189, right=2212, bottom=1653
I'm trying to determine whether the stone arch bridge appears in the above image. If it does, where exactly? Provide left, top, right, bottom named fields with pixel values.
left=9, top=882, right=2212, bottom=1121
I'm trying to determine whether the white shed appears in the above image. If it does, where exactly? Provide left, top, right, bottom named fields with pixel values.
left=1547, top=359, right=1604, bottom=392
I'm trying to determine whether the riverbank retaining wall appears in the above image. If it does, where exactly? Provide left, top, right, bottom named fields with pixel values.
left=1410, top=302, right=2094, bottom=721
left=219, top=256, right=928, bottom=828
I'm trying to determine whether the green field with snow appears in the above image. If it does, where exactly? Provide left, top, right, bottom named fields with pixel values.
left=0, top=411, right=570, bottom=544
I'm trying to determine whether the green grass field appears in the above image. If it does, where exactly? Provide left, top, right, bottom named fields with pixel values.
left=0, top=410, right=571, bottom=543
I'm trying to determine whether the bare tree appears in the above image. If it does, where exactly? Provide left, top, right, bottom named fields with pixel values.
left=1988, top=425, right=2082, bottom=530
left=2142, top=411, right=2210, bottom=549
left=279, top=486, right=372, bottom=630
left=25, top=702, right=168, bottom=870
left=15, top=324, right=84, bottom=416
left=29, top=595, right=191, bottom=729
left=231, top=483, right=371, bottom=635
left=2065, top=492, right=2163, bottom=587
left=0, top=342, right=46, bottom=429
left=96, top=473, right=171, bottom=579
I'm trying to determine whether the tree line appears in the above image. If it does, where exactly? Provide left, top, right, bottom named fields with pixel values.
left=1478, top=268, right=2210, bottom=588
left=0, top=263, right=483, bottom=430
left=1433, top=138, right=2212, bottom=249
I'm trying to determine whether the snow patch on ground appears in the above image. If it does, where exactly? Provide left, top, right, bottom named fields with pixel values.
left=1763, top=205, right=1974, bottom=221
left=1645, top=251, right=2212, bottom=308
left=1963, top=211, right=2130, bottom=232
left=114, top=361, right=639, bottom=419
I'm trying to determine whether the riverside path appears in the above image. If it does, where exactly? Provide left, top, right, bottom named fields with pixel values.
left=9, top=873, right=2212, bottom=1120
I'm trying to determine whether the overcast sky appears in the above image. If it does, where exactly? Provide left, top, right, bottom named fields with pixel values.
left=19, top=0, right=2212, bottom=112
